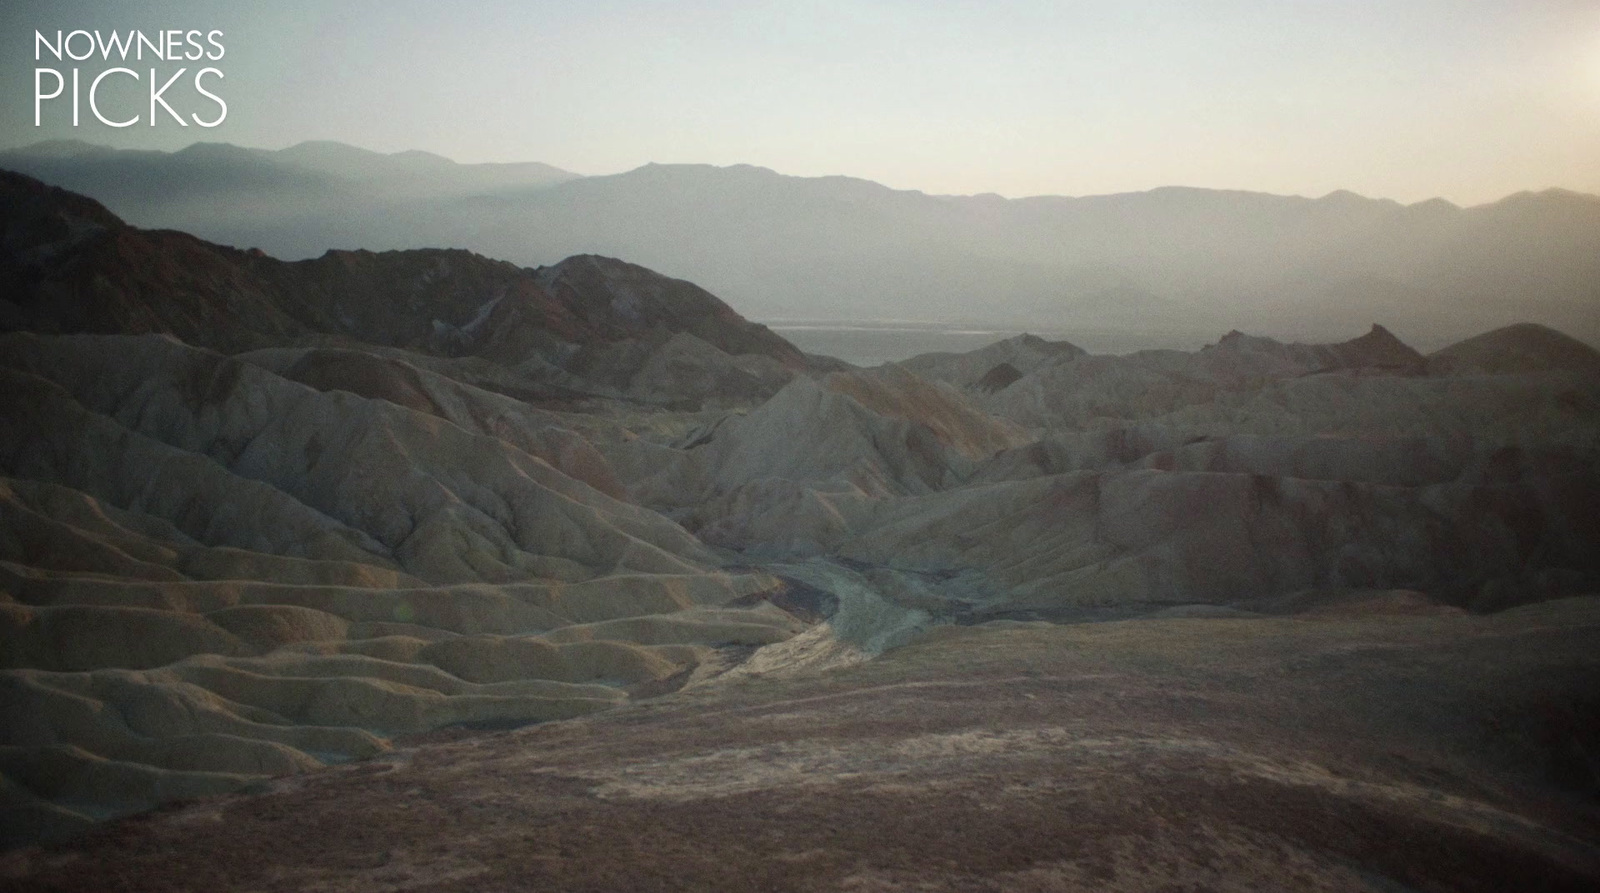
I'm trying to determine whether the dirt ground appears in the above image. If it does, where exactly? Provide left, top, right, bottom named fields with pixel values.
left=5, top=599, right=1599, bottom=892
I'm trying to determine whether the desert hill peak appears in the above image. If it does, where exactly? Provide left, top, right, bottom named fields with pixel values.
left=1208, top=323, right=1424, bottom=374
left=1430, top=321, right=1600, bottom=376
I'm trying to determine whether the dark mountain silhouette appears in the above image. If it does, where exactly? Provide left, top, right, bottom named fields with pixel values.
left=0, top=169, right=806, bottom=407
left=2, top=139, right=577, bottom=202
left=3, top=141, right=1598, bottom=349
left=1428, top=322, right=1600, bottom=376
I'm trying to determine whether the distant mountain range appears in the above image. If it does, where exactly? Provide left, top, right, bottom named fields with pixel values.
left=4, top=140, right=1598, bottom=349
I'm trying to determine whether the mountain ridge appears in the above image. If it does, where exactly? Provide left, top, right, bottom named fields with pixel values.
left=0, top=169, right=809, bottom=409
left=5, top=140, right=1598, bottom=351
left=14, top=139, right=1592, bottom=207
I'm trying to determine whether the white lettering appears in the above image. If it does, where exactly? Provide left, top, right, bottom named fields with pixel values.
left=34, top=69, right=64, bottom=125
left=192, top=68, right=226, bottom=127
left=95, top=30, right=135, bottom=61
left=90, top=68, right=138, bottom=127
left=149, top=68, right=188, bottom=126
left=64, top=30, right=95, bottom=61
left=35, top=31, right=63, bottom=62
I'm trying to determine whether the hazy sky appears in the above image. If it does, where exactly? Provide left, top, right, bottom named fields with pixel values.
left=5, top=0, right=1600, bottom=204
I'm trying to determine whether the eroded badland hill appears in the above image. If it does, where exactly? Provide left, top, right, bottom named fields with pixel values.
left=1, top=170, right=1597, bottom=891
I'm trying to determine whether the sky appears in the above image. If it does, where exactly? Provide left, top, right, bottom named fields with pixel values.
left=4, top=0, right=1599, bottom=204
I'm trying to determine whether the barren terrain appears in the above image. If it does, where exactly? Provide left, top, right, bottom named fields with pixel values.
left=2, top=169, right=1598, bottom=890
left=6, top=599, right=1600, bottom=891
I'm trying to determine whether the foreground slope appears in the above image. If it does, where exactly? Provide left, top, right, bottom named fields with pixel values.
left=5, top=599, right=1598, bottom=891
